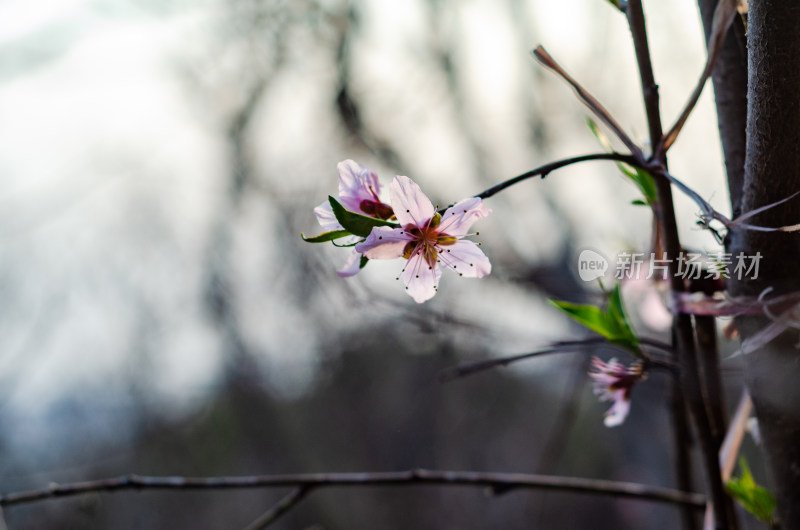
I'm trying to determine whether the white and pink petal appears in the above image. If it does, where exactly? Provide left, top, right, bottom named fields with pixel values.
left=337, top=159, right=382, bottom=212
left=438, top=240, right=491, bottom=278
left=438, top=197, right=491, bottom=237
left=355, top=226, right=411, bottom=260
left=390, top=175, right=435, bottom=228
left=336, top=250, right=364, bottom=277
left=602, top=390, right=631, bottom=427
left=400, top=250, right=442, bottom=303
left=314, top=201, right=342, bottom=232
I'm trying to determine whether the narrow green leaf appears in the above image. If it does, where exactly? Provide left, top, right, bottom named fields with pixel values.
left=606, top=284, right=641, bottom=353
left=550, top=301, right=613, bottom=338
left=329, top=196, right=398, bottom=238
left=630, top=199, right=648, bottom=206
left=301, top=230, right=353, bottom=243
left=726, top=458, right=776, bottom=524
left=587, top=118, right=612, bottom=151
left=550, top=285, right=641, bottom=356
left=628, top=167, right=658, bottom=205
left=359, top=255, right=369, bottom=269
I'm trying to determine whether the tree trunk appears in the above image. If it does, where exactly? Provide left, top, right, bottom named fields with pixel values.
left=728, top=2, right=800, bottom=526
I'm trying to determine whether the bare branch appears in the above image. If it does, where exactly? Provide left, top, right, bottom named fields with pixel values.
left=0, top=470, right=706, bottom=510
left=659, top=0, right=739, bottom=153
left=625, top=0, right=664, bottom=151
left=439, top=338, right=674, bottom=382
left=531, top=46, right=643, bottom=158
left=243, top=487, right=311, bottom=530
left=728, top=191, right=800, bottom=232
left=474, top=152, right=637, bottom=201
left=703, top=391, right=754, bottom=530
left=625, top=1, right=734, bottom=527
left=719, top=391, right=753, bottom=483
left=440, top=339, right=608, bottom=381
left=653, top=168, right=799, bottom=234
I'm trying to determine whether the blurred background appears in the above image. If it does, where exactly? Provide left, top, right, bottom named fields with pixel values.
left=0, top=0, right=758, bottom=528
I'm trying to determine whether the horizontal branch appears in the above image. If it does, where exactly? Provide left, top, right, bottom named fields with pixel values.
left=440, top=338, right=675, bottom=382
left=475, top=152, right=637, bottom=200
left=480, top=153, right=798, bottom=236
left=0, top=469, right=705, bottom=510
left=440, top=339, right=611, bottom=381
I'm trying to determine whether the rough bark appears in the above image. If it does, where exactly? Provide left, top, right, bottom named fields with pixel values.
left=728, top=1, right=800, bottom=526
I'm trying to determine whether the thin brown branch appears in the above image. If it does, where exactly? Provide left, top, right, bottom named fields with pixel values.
left=531, top=46, right=643, bottom=157
left=658, top=170, right=800, bottom=233
left=696, top=315, right=727, bottom=447
left=243, top=487, right=311, bottom=530
left=0, top=469, right=706, bottom=510
left=658, top=169, right=718, bottom=221
left=659, top=0, right=739, bottom=153
left=474, top=152, right=637, bottom=201
left=719, top=391, right=752, bottom=484
left=690, top=276, right=729, bottom=463
left=440, top=339, right=606, bottom=381
left=625, top=0, right=664, bottom=150
left=695, top=312, right=739, bottom=530
left=670, top=371, right=698, bottom=530
left=626, top=1, right=732, bottom=528
left=676, top=314, right=734, bottom=529
left=703, top=391, right=753, bottom=530
left=439, top=338, right=675, bottom=382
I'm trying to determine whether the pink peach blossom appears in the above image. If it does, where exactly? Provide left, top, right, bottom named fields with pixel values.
left=314, top=160, right=393, bottom=277
left=356, top=175, right=491, bottom=303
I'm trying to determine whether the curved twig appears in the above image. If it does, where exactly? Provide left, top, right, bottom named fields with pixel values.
left=474, top=153, right=798, bottom=238
left=474, top=152, right=637, bottom=201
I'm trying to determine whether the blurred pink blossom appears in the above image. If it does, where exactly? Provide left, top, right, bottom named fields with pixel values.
left=589, top=356, right=646, bottom=427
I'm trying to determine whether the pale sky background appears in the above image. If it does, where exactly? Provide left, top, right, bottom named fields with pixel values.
left=0, top=0, right=728, bottom=460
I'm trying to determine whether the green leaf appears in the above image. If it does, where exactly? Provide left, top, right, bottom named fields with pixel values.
left=359, top=255, right=369, bottom=269
left=329, top=196, right=399, bottom=238
left=550, top=285, right=640, bottom=356
left=586, top=119, right=658, bottom=206
left=726, top=458, right=776, bottom=525
left=627, top=167, right=658, bottom=206
left=630, top=199, right=648, bottom=206
left=606, top=284, right=640, bottom=351
left=550, top=301, right=612, bottom=336
left=301, top=229, right=353, bottom=243
left=331, top=240, right=359, bottom=247
left=587, top=118, right=612, bottom=151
